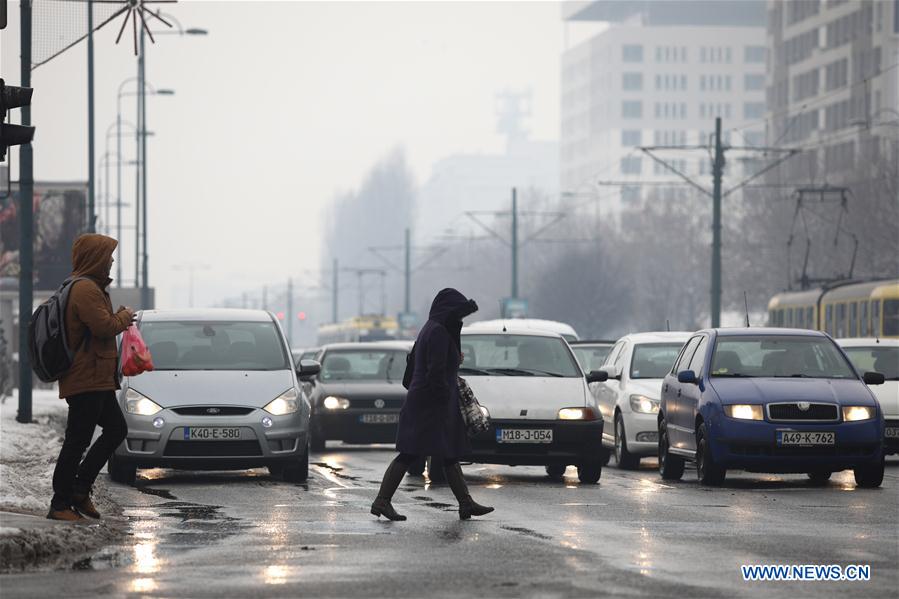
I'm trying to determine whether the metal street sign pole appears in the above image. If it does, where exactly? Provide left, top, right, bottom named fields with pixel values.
left=17, top=0, right=33, bottom=423
left=711, top=117, right=724, bottom=328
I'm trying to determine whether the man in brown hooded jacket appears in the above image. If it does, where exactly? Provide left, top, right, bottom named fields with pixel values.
left=49, top=234, right=134, bottom=521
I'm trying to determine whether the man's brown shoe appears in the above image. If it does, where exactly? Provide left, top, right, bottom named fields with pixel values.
left=72, top=493, right=101, bottom=519
left=47, top=507, right=85, bottom=521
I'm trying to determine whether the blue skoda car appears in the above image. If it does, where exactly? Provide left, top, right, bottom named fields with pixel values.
left=657, top=328, right=886, bottom=487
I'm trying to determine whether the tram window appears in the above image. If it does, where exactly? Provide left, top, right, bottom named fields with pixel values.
left=807, top=307, right=814, bottom=330
left=785, top=309, right=792, bottom=327
left=796, top=308, right=803, bottom=328
left=872, top=301, right=881, bottom=336
left=825, top=304, right=833, bottom=335
left=836, top=303, right=847, bottom=338
left=860, top=301, right=869, bottom=337
left=884, top=300, right=899, bottom=337
left=849, top=302, right=858, bottom=337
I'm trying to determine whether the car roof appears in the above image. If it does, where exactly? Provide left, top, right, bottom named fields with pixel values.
left=321, top=341, right=413, bottom=352
left=706, top=327, right=828, bottom=337
left=465, top=319, right=578, bottom=338
left=617, top=331, right=692, bottom=344
left=462, top=327, right=563, bottom=339
left=140, top=308, right=275, bottom=323
left=837, top=338, right=899, bottom=347
left=570, top=340, right=615, bottom=345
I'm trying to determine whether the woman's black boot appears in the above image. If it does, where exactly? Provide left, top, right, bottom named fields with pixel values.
left=445, top=462, right=494, bottom=520
left=371, top=457, right=408, bottom=521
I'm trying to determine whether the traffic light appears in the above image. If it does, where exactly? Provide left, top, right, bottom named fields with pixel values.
left=297, top=311, right=307, bottom=321
left=0, top=78, right=35, bottom=161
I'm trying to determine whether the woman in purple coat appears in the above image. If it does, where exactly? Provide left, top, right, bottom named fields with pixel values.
left=371, top=288, right=493, bottom=521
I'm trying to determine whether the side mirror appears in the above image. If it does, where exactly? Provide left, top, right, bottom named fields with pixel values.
left=677, top=370, right=697, bottom=384
left=297, top=359, right=321, bottom=380
left=586, top=370, right=609, bottom=384
left=600, top=365, right=620, bottom=380
left=863, top=371, right=885, bottom=385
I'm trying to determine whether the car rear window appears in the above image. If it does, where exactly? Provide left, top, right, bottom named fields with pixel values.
left=711, top=335, right=855, bottom=379
left=460, top=334, right=581, bottom=377
left=572, top=345, right=612, bottom=372
left=320, top=350, right=408, bottom=382
left=140, top=321, right=289, bottom=371
left=843, top=346, right=899, bottom=380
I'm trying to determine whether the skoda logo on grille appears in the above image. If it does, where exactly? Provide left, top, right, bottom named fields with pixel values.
left=374, top=399, right=385, bottom=409
left=206, top=407, right=221, bottom=415
left=797, top=402, right=811, bottom=412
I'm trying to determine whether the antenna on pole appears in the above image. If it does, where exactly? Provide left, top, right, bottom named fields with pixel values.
left=666, top=319, right=670, bottom=332
left=744, top=291, right=751, bottom=328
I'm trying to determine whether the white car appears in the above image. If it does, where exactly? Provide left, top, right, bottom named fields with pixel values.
left=593, top=332, right=690, bottom=469
left=838, top=338, right=899, bottom=455
left=459, top=327, right=607, bottom=483
left=465, top=319, right=579, bottom=342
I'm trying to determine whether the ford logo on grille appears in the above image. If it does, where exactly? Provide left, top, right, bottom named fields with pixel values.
left=374, top=399, right=385, bottom=409
left=797, top=402, right=810, bottom=412
left=206, top=407, right=221, bottom=415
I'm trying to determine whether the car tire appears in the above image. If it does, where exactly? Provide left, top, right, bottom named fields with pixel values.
left=577, top=461, right=602, bottom=484
left=806, top=471, right=831, bottom=485
left=310, top=421, right=326, bottom=452
left=600, top=448, right=611, bottom=466
left=658, top=417, right=685, bottom=481
left=107, top=454, right=137, bottom=486
left=282, top=443, right=310, bottom=483
left=545, top=463, right=567, bottom=481
left=696, top=422, right=726, bottom=486
left=615, top=414, right=641, bottom=470
left=854, top=455, right=884, bottom=488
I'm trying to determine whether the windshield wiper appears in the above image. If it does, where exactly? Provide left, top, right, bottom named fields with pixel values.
left=773, top=373, right=811, bottom=378
left=385, top=354, right=395, bottom=383
left=712, top=373, right=754, bottom=378
left=515, top=368, right=564, bottom=377
left=459, top=366, right=492, bottom=376
left=485, top=367, right=535, bottom=376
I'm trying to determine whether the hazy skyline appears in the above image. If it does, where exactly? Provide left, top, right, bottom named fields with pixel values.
left=1, top=1, right=565, bottom=308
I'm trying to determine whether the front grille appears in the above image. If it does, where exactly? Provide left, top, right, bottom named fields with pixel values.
left=767, top=403, right=839, bottom=422
left=728, top=443, right=876, bottom=458
left=163, top=440, right=262, bottom=457
left=342, top=398, right=404, bottom=410
left=172, top=406, right=255, bottom=416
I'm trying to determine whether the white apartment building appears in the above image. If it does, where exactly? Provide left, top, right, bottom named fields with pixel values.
left=766, top=0, right=899, bottom=182
left=561, top=1, right=767, bottom=218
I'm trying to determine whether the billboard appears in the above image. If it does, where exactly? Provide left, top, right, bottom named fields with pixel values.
left=0, top=180, right=87, bottom=290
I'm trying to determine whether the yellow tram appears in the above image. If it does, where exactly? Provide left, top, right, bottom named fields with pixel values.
left=768, top=279, right=899, bottom=339
left=316, top=315, right=400, bottom=345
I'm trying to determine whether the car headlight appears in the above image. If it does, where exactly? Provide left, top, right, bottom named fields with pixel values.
left=124, top=388, right=162, bottom=415
left=322, top=396, right=350, bottom=410
left=842, top=406, right=875, bottom=422
left=725, top=404, right=764, bottom=420
left=558, top=407, right=597, bottom=421
left=264, top=388, right=299, bottom=416
left=629, top=394, right=659, bottom=414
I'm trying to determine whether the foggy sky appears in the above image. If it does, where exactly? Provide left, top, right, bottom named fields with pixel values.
left=1, top=1, right=563, bottom=308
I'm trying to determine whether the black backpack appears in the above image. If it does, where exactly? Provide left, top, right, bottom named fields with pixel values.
left=28, top=277, right=90, bottom=383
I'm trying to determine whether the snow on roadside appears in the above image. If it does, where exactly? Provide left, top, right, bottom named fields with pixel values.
left=0, top=388, right=125, bottom=571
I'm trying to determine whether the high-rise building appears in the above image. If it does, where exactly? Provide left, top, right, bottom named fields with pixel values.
left=560, top=1, right=767, bottom=219
left=766, top=0, right=899, bottom=182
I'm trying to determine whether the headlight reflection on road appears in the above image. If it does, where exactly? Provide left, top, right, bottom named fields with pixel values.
left=133, top=542, right=160, bottom=574
left=263, top=565, right=290, bottom=585
left=636, top=526, right=654, bottom=576
left=131, top=578, right=157, bottom=593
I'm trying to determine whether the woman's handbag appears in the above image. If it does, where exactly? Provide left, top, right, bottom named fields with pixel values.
left=457, top=376, right=490, bottom=436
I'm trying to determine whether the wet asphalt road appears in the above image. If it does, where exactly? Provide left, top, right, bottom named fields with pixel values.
left=2, top=447, right=897, bottom=598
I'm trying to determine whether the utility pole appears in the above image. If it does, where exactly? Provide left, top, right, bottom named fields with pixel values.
left=332, top=258, right=338, bottom=323
left=638, top=118, right=800, bottom=329
left=511, top=187, right=518, bottom=299
left=17, top=1, right=33, bottom=423
left=711, top=117, right=724, bottom=328
left=287, top=277, right=294, bottom=345
left=139, top=27, right=149, bottom=309
left=87, top=0, right=96, bottom=232
left=404, top=228, right=411, bottom=314
left=134, top=49, right=141, bottom=287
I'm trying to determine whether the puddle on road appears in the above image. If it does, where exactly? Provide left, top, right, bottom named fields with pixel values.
left=134, top=485, right=176, bottom=500
left=500, top=526, right=552, bottom=541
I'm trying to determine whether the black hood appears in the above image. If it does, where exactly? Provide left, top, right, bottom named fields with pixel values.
left=428, top=288, right=478, bottom=326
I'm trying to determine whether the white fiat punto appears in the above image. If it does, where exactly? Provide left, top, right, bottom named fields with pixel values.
left=459, top=327, right=607, bottom=483
left=838, top=338, right=899, bottom=455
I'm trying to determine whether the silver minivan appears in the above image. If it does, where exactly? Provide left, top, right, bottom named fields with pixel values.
left=108, top=309, right=319, bottom=484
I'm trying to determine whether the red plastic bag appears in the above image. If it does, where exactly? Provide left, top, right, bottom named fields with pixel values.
left=121, top=325, right=154, bottom=376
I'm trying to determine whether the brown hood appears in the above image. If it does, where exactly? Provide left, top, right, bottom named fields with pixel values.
left=71, top=234, right=117, bottom=286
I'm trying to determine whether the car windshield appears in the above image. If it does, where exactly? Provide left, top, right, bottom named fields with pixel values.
left=843, top=346, right=899, bottom=380
left=710, top=335, right=856, bottom=379
left=320, top=349, right=407, bottom=382
left=572, top=345, right=612, bottom=372
left=630, top=343, right=684, bottom=379
left=140, top=321, right=289, bottom=371
left=459, top=334, right=582, bottom=377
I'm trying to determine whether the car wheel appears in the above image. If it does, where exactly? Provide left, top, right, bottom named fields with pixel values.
left=309, top=422, right=326, bottom=452
left=615, top=414, right=641, bottom=470
left=577, top=461, right=602, bottom=484
left=107, top=454, right=137, bottom=486
left=282, top=442, right=310, bottom=483
left=658, top=417, right=685, bottom=481
left=696, top=422, right=726, bottom=486
left=806, top=471, right=831, bottom=485
left=600, top=448, right=611, bottom=466
left=854, top=455, right=884, bottom=488
left=545, top=463, right=566, bottom=481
